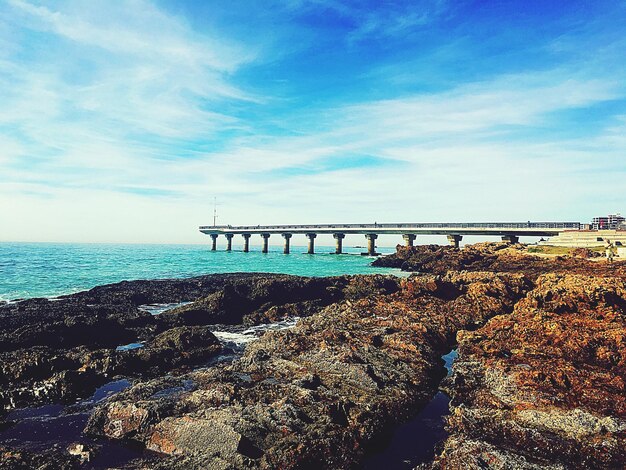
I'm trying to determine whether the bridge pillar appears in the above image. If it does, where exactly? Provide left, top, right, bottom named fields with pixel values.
left=242, top=233, right=251, bottom=252
left=403, top=234, right=416, bottom=247
left=502, top=235, right=520, bottom=244
left=365, top=233, right=378, bottom=256
left=447, top=234, right=462, bottom=248
left=306, top=233, right=317, bottom=254
left=225, top=233, right=234, bottom=251
left=333, top=233, right=345, bottom=254
left=282, top=233, right=292, bottom=254
left=261, top=233, right=270, bottom=253
left=210, top=234, right=218, bottom=251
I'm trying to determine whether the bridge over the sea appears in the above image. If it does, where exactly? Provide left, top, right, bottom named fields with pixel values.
left=199, top=222, right=581, bottom=255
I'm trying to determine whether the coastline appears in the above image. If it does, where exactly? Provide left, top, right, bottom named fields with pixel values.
left=0, top=242, right=401, bottom=302
left=1, top=243, right=624, bottom=468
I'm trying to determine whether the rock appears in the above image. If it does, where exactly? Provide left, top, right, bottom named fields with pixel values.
left=160, top=274, right=400, bottom=327
left=147, top=413, right=255, bottom=464
left=570, top=247, right=601, bottom=258
left=423, top=436, right=565, bottom=470
left=0, top=445, right=79, bottom=469
left=66, top=443, right=94, bottom=464
left=431, top=274, right=626, bottom=469
left=373, top=242, right=626, bottom=280
left=117, top=326, right=222, bottom=376
left=86, top=271, right=531, bottom=468
left=0, top=273, right=399, bottom=411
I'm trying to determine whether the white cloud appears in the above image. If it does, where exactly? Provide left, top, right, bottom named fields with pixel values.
left=1, top=0, right=254, bottom=150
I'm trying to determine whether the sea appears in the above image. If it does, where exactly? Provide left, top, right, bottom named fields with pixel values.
left=0, top=242, right=402, bottom=301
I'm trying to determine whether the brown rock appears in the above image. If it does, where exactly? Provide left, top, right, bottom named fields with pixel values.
left=86, top=271, right=531, bottom=468
left=432, top=274, right=626, bottom=469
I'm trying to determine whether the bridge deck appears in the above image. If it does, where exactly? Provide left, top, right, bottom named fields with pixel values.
left=199, top=222, right=581, bottom=237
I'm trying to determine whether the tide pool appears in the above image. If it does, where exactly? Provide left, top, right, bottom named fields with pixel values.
left=0, top=242, right=401, bottom=301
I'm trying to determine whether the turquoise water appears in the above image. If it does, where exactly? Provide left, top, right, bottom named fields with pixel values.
left=0, top=242, right=400, bottom=301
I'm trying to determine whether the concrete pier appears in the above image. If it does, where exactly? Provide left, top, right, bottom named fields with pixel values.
left=403, top=234, right=416, bottom=247
left=261, top=233, right=270, bottom=253
left=333, top=233, right=345, bottom=254
left=242, top=233, right=251, bottom=252
left=210, top=234, right=218, bottom=251
left=447, top=234, right=463, bottom=248
left=365, top=233, right=378, bottom=256
left=282, top=233, right=292, bottom=254
left=225, top=233, right=234, bottom=251
left=306, top=233, right=317, bottom=254
left=502, top=235, right=520, bottom=244
left=201, top=222, right=583, bottom=252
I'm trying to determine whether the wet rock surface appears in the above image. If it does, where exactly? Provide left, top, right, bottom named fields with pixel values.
left=85, top=272, right=530, bottom=468
left=370, top=243, right=626, bottom=470
left=0, top=273, right=398, bottom=414
left=0, top=273, right=400, bottom=467
left=0, top=445, right=80, bottom=469
left=428, top=273, right=626, bottom=469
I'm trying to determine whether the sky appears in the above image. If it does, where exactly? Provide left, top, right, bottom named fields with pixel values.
left=1, top=0, right=625, bottom=244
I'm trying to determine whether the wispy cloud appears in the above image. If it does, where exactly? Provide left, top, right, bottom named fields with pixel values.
left=1, top=0, right=255, bottom=154
left=285, top=0, right=453, bottom=40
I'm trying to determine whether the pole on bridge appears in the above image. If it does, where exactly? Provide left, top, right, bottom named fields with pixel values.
left=333, top=233, right=345, bottom=254
left=447, top=234, right=462, bottom=249
left=282, top=233, right=292, bottom=254
left=210, top=234, right=218, bottom=251
left=306, top=233, right=317, bottom=254
left=403, top=234, right=416, bottom=247
left=225, top=233, right=234, bottom=251
left=261, top=233, right=270, bottom=253
left=365, top=233, right=378, bottom=256
left=242, top=233, right=251, bottom=252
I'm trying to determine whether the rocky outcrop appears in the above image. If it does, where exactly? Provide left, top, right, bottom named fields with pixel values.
left=373, top=242, right=626, bottom=280
left=85, top=272, right=531, bottom=468
left=0, top=274, right=399, bottom=414
left=430, top=274, right=626, bottom=469
left=159, top=274, right=399, bottom=327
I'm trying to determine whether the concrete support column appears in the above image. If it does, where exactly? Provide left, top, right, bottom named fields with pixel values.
left=403, top=234, right=416, bottom=247
left=365, top=233, right=378, bottom=256
left=502, top=235, right=520, bottom=244
left=333, top=233, right=345, bottom=254
left=447, top=234, right=463, bottom=249
left=210, top=234, right=218, bottom=251
left=261, top=233, right=270, bottom=253
left=282, top=233, right=292, bottom=254
left=225, top=233, right=234, bottom=251
left=306, top=233, right=317, bottom=254
left=242, top=233, right=251, bottom=252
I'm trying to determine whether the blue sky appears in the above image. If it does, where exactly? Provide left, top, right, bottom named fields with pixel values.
left=0, top=0, right=625, bottom=243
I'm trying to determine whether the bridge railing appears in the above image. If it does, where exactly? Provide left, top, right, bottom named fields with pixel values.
left=199, top=222, right=582, bottom=231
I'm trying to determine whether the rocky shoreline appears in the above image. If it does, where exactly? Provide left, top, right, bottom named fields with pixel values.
left=1, top=245, right=625, bottom=468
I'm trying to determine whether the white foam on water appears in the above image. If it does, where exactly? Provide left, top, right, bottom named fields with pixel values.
left=211, top=331, right=258, bottom=346
left=212, top=317, right=300, bottom=349
left=116, top=342, right=145, bottom=351
left=138, top=301, right=192, bottom=315
left=241, top=317, right=300, bottom=335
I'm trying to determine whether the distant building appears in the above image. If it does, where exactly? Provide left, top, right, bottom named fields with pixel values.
left=591, top=213, right=625, bottom=230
